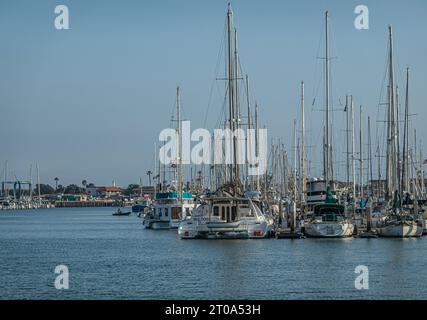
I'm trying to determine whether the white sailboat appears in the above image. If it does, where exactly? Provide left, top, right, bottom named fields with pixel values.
left=143, top=87, right=195, bottom=230
left=303, top=11, right=354, bottom=238
left=376, top=27, right=422, bottom=238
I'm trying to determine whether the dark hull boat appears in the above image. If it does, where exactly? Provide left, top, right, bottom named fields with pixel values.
left=112, top=210, right=131, bottom=216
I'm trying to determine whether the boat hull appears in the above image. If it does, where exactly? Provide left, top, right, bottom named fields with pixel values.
left=304, top=222, right=354, bottom=238
left=377, top=221, right=423, bottom=238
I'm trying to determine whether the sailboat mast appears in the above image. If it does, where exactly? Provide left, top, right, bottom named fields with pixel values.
left=386, top=25, right=396, bottom=198
left=255, top=103, right=260, bottom=191
left=396, top=87, right=401, bottom=197
left=245, top=74, right=251, bottom=189
left=234, top=28, right=240, bottom=185
left=176, top=87, right=183, bottom=206
left=36, top=163, right=41, bottom=206
left=402, top=68, right=409, bottom=193
left=368, top=116, right=373, bottom=197
left=301, top=81, right=306, bottom=203
left=324, top=11, right=331, bottom=186
left=345, top=95, right=350, bottom=185
left=293, top=119, right=297, bottom=202
left=351, top=96, right=356, bottom=210
left=227, top=4, right=235, bottom=185
left=359, top=105, right=364, bottom=199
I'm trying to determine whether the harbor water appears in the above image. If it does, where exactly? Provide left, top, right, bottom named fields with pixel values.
left=1, top=207, right=426, bottom=299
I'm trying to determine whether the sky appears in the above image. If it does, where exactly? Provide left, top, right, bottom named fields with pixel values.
left=0, top=0, right=426, bottom=187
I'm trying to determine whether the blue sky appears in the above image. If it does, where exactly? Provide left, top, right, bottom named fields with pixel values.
left=0, top=0, right=426, bottom=187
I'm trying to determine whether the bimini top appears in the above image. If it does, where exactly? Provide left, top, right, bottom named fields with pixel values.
left=155, top=192, right=193, bottom=199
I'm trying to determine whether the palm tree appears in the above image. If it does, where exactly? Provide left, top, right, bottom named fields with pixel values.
left=54, top=177, right=59, bottom=192
left=146, top=171, right=152, bottom=186
left=82, top=180, right=87, bottom=189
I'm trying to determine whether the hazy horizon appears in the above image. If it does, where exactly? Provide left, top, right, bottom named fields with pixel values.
left=1, top=0, right=426, bottom=187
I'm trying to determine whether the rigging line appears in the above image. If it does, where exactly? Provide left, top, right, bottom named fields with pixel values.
left=375, top=37, right=390, bottom=157
left=203, top=18, right=227, bottom=129
left=311, top=18, right=325, bottom=109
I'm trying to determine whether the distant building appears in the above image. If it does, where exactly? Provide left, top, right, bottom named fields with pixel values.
left=60, top=194, right=88, bottom=201
left=130, top=186, right=155, bottom=198
left=85, top=186, right=122, bottom=198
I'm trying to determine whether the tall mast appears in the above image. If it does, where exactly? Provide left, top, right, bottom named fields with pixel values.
left=226, top=3, right=235, bottom=186
left=386, top=25, right=396, bottom=198
left=402, top=68, right=409, bottom=193
left=345, top=95, right=350, bottom=186
left=396, top=87, right=401, bottom=196
left=245, top=74, right=251, bottom=189
left=234, top=28, right=240, bottom=185
left=176, top=86, right=183, bottom=207
left=300, top=81, right=306, bottom=203
left=255, top=102, right=260, bottom=191
left=293, top=119, right=297, bottom=203
left=368, top=116, right=373, bottom=197
left=4, top=160, right=8, bottom=198
left=324, top=11, right=332, bottom=186
left=36, top=163, right=41, bottom=206
left=359, top=105, right=364, bottom=199
left=351, top=96, right=356, bottom=211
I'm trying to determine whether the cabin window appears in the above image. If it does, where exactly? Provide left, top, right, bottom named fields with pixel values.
left=231, top=206, right=237, bottom=221
left=172, top=207, right=180, bottom=219
left=213, top=206, right=219, bottom=216
left=165, top=208, right=169, bottom=217
left=159, top=208, right=162, bottom=217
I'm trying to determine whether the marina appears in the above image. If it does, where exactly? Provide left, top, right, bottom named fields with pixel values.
left=1, top=0, right=427, bottom=303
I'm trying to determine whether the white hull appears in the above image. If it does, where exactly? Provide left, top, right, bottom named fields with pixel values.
left=304, top=222, right=354, bottom=238
left=377, top=220, right=423, bottom=238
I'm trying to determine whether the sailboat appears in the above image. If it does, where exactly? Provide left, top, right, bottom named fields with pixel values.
left=376, top=27, right=423, bottom=238
left=142, top=87, right=195, bottom=230
left=303, top=11, right=354, bottom=238
left=178, top=4, right=272, bottom=239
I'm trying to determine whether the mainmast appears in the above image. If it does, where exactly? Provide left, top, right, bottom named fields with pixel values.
left=386, top=25, right=396, bottom=199
left=324, top=11, right=332, bottom=186
left=368, top=116, right=373, bottom=197
left=402, top=68, right=409, bottom=193
left=351, top=96, right=356, bottom=211
left=176, top=86, right=183, bottom=207
left=300, top=81, right=306, bottom=203
left=226, top=3, right=235, bottom=186
left=245, top=74, right=251, bottom=189
left=255, top=102, right=260, bottom=191
left=359, top=105, right=364, bottom=199
left=234, top=28, right=241, bottom=186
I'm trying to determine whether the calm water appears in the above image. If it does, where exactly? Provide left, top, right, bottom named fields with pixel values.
left=0, top=207, right=426, bottom=299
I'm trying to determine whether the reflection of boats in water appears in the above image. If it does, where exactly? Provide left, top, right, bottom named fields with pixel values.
left=112, top=208, right=131, bottom=216
left=142, top=191, right=194, bottom=230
